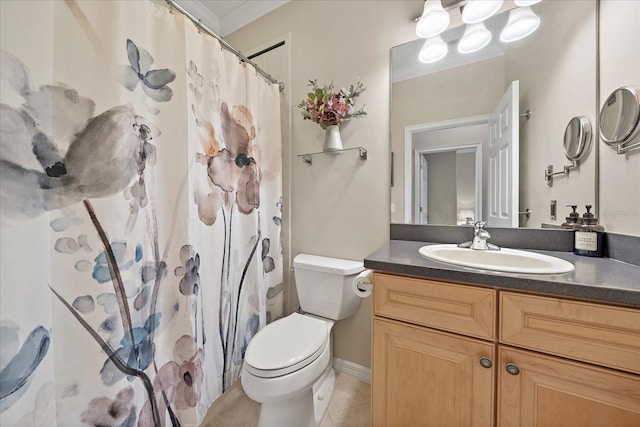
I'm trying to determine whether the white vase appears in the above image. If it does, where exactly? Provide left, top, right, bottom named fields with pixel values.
left=323, top=125, right=343, bottom=152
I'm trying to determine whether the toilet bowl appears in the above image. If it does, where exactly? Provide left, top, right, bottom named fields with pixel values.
left=240, top=254, right=366, bottom=427
left=241, top=313, right=334, bottom=427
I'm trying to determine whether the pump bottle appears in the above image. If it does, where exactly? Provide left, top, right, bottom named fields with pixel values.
left=574, top=205, right=605, bottom=257
left=561, top=205, right=580, bottom=230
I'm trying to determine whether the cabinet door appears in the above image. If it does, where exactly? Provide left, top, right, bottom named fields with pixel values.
left=498, top=346, right=640, bottom=427
left=372, top=317, right=495, bottom=427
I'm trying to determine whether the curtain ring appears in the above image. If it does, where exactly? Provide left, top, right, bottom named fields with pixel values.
left=165, top=0, right=174, bottom=14
left=195, top=19, right=202, bottom=34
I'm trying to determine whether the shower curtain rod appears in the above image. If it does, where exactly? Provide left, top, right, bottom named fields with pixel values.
left=165, top=0, right=284, bottom=91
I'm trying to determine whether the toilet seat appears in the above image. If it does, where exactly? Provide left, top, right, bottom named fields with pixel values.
left=244, top=313, right=329, bottom=378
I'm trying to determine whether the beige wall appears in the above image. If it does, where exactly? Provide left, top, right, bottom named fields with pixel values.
left=599, top=0, right=640, bottom=235
left=227, top=1, right=424, bottom=368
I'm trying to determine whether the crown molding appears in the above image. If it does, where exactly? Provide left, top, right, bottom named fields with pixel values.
left=173, top=0, right=221, bottom=34
left=218, top=1, right=289, bottom=36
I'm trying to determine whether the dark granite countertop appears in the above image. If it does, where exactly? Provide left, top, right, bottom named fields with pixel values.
left=364, top=240, right=640, bottom=307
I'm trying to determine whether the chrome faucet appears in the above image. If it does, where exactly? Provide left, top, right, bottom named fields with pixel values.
left=458, top=221, right=500, bottom=251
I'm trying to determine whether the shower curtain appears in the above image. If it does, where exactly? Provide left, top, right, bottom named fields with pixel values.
left=0, top=1, right=283, bottom=425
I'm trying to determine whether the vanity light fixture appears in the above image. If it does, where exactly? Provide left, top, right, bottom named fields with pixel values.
left=514, top=0, right=542, bottom=6
left=500, top=6, right=541, bottom=43
left=458, top=22, right=492, bottom=54
left=418, top=36, right=448, bottom=63
left=461, top=0, right=503, bottom=24
left=416, top=0, right=451, bottom=38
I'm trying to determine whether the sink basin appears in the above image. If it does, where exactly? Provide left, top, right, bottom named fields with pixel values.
left=419, top=244, right=575, bottom=274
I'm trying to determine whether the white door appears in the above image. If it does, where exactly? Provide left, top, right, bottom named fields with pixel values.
left=485, top=81, right=519, bottom=227
left=420, top=155, right=429, bottom=224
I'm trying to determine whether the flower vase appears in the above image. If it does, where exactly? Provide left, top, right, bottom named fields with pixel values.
left=323, top=125, right=343, bottom=152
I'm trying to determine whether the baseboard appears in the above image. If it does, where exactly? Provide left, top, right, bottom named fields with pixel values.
left=333, top=357, right=371, bottom=384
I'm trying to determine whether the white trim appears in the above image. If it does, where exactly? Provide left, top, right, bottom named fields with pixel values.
left=333, top=358, right=371, bottom=384
left=404, top=115, right=489, bottom=223
left=173, top=0, right=221, bottom=34
left=219, top=1, right=291, bottom=36
left=177, top=1, right=290, bottom=37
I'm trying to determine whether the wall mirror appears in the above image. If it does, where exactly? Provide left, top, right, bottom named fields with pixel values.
left=390, top=0, right=597, bottom=227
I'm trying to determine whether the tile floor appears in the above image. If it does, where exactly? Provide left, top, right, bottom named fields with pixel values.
left=201, top=372, right=371, bottom=427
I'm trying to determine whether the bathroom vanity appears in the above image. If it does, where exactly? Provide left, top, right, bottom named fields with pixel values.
left=365, top=236, right=640, bottom=426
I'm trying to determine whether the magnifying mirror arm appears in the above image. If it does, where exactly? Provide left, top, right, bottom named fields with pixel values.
left=545, top=160, right=578, bottom=187
left=617, top=139, right=640, bottom=154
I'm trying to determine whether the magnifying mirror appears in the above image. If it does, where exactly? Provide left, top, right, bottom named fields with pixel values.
left=547, top=116, right=592, bottom=186
left=599, top=86, right=640, bottom=146
left=563, top=116, right=592, bottom=161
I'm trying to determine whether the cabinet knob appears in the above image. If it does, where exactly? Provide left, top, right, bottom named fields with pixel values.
left=505, top=362, right=520, bottom=376
left=479, top=357, right=493, bottom=369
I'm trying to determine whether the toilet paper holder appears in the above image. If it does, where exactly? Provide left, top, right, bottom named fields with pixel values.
left=355, top=280, right=373, bottom=292
left=352, top=269, right=374, bottom=298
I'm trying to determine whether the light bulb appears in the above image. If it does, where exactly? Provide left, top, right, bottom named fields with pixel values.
left=458, top=22, right=492, bottom=54
left=500, top=6, right=541, bottom=43
left=416, top=0, right=451, bottom=38
left=462, top=0, right=503, bottom=24
left=418, top=36, right=448, bottom=63
left=514, top=0, right=542, bottom=6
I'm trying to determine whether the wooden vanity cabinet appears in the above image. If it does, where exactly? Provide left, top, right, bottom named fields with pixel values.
left=371, top=272, right=640, bottom=427
left=372, top=273, right=497, bottom=426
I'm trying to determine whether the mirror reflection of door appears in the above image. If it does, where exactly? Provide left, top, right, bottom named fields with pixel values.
left=485, top=80, right=519, bottom=227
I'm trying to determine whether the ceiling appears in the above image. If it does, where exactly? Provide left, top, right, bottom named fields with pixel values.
left=174, top=0, right=290, bottom=37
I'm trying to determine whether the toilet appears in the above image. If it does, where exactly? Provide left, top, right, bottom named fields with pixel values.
left=240, top=253, right=366, bottom=427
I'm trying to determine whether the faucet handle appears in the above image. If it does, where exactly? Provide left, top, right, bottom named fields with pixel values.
left=474, top=221, right=487, bottom=232
left=468, top=221, right=499, bottom=250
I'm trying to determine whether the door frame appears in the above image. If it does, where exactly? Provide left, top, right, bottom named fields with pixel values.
left=414, top=145, right=483, bottom=225
left=419, top=154, right=429, bottom=224
left=404, top=115, right=488, bottom=223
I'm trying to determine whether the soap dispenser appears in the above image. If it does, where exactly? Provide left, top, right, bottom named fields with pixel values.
left=574, top=205, right=605, bottom=257
left=561, top=205, right=580, bottom=230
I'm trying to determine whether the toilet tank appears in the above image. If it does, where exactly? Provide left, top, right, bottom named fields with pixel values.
left=292, top=254, right=365, bottom=320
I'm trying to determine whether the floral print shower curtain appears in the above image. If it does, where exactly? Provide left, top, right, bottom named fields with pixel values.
left=0, top=1, right=283, bottom=425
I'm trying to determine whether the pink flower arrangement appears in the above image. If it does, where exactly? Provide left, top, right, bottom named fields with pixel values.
left=298, top=80, right=366, bottom=129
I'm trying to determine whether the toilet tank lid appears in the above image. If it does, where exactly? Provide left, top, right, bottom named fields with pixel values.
left=293, top=254, right=364, bottom=275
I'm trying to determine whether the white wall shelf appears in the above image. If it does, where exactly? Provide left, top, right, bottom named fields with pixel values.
left=297, top=147, right=367, bottom=164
